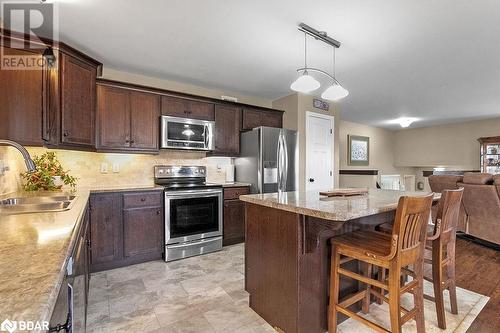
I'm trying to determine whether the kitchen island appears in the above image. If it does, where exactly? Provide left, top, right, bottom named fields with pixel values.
left=240, top=189, right=439, bottom=333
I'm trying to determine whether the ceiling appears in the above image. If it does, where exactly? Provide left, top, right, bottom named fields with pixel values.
left=18, top=0, right=500, bottom=128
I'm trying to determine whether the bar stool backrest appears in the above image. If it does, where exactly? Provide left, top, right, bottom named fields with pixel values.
left=434, top=188, right=464, bottom=240
left=392, top=194, right=434, bottom=261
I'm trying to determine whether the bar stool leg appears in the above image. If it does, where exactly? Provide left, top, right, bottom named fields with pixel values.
left=328, top=250, right=341, bottom=333
left=388, top=262, right=402, bottom=333
left=377, top=267, right=386, bottom=305
left=432, top=241, right=446, bottom=329
left=446, top=242, right=458, bottom=315
left=414, top=257, right=426, bottom=333
left=362, top=263, right=373, bottom=313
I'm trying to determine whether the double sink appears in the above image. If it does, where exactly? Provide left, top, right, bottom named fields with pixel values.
left=0, top=194, right=77, bottom=214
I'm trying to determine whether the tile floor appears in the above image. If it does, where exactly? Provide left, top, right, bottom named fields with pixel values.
left=87, top=244, right=489, bottom=333
left=87, top=245, right=275, bottom=332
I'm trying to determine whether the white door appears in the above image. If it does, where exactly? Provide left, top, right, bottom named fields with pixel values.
left=306, top=112, right=334, bottom=191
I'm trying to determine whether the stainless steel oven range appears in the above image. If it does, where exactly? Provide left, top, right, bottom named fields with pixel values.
left=154, top=165, right=223, bottom=262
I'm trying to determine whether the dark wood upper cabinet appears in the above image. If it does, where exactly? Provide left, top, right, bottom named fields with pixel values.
left=44, top=48, right=101, bottom=150
left=97, top=83, right=159, bottom=153
left=188, top=100, right=215, bottom=120
left=0, top=46, right=44, bottom=146
left=241, top=108, right=283, bottom=131
left=97, top=85, right=130, bottom=149
left=261, top=110, right=283, bottom=128
left=60, top=53, right=96, bottom=146
left=161, top=95, right=188, bottom=118
left=130, top=91, right=160, bottom=150
left=161, top=95, right=215, bottom=121
left=213, top=105, right=240, bottom=156
left=241, top=109, right=262, bottom=131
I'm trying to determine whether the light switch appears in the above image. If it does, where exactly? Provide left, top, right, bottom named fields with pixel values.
left=100, top=163, right=108, bottom=174
left=112, top=163, right=120, bottom=173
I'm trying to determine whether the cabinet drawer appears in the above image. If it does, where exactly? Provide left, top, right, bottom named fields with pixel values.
left=123, top=192, right=162, bottom=208
left=223, top=186, right=250, bottom=200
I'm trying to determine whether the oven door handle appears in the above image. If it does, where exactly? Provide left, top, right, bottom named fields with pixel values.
left=167, top=237, right=222, bottom=249
left=165, top=189, right=222, bottom=196
left=166, top=194, right=221, bottom=201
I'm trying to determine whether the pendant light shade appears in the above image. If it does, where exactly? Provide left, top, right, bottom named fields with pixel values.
left=321, top=83, right=349, bottom=101
left=290, top=71, right=320, bottom=93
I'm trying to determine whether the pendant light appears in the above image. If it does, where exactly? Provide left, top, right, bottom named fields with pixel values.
left=290, top=32, right=320, bottom=93
left=321, top=47, right=349, bottom=101
left=290, top=23, right=349, bottom=101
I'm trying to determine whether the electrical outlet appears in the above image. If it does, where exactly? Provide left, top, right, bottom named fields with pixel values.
left=100, top=163, right=108, bottom=174
left=112, top=163, right=120, bottom=173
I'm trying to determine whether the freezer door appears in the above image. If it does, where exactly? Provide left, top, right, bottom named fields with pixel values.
left=261, top=127, right=281, bottom=193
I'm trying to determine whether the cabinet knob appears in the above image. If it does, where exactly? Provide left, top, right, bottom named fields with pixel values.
left=157, top=210, right=161, bottom=215
left=309, top=178, right=315, bottom=183
left=125, top=139, right=130, bottom=143
left=141, top=198, right=146, bottom=202
left=63, top=130, right=69, bottom=137
left=130, top=140, right=135, bottom=144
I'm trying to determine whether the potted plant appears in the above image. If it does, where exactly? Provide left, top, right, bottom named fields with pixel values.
left=20, top=152, right=77, bottom=191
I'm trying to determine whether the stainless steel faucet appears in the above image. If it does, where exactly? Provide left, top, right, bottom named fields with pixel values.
left=0, top=139, right=36, bottom=172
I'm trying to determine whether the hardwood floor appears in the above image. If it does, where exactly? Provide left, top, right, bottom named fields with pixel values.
left=453, top=238, right=500, bottom=332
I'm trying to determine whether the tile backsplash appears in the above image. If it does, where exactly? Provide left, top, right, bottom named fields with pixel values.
left=0, top=146, right=231, bottom=195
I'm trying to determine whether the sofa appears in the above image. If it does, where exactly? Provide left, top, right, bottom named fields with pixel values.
left=428, top=173, right=500, bottom=245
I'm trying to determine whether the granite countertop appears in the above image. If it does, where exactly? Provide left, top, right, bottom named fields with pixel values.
left=240, top=189, right=440, bottom=222
left=87, top=184, right=165, bottom=193
left=0, top=188, right=91, bottom=326
left=0, top=182, right=250, bottom=326
left=0, top=184, right=166, bottom=327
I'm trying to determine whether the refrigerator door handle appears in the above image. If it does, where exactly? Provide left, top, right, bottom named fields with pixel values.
left=282, top=131, right=289, bottom=191
left=277, top=130, right=288, bottom=193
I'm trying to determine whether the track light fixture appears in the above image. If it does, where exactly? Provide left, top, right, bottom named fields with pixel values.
left=290, top=23, right=349, bottom=101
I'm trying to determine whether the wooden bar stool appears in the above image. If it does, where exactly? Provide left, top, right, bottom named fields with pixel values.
left=328, top=194, right=434, bottom=333
left=377, top=188, right=463, bottom=330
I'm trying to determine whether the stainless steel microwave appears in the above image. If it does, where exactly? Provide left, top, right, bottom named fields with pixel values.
left=161, top=116, right=215, bottom=151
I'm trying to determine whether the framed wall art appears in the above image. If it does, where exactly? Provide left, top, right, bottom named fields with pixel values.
left=348, top=135, right=370, bottom=166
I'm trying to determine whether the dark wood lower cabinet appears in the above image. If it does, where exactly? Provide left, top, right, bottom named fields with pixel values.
left=123, top=207, right=163, bottom=259
left=90, top=191, right=164, bottom=272
left=223, top=199, right=245, bottom=246
left=89, top=193, right=123, bottom=271
left=223, top=186, right=250, bottom=246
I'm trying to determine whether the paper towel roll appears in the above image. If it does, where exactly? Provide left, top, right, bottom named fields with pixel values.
left=225, top=165, right=235, bottom=182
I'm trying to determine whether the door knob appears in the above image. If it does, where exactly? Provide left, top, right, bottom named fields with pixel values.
left=309, top=178, right=315, bottom=182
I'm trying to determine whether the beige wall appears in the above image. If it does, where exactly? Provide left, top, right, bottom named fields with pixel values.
left=273, top=93, right=340, bottom=191
left=273, top=94, right=298, bottom=131
left=394, top=117, right=500, bottom=169
left=339, top=120, right=415, bottom=188
left=102, top=68, right=273, bottom=109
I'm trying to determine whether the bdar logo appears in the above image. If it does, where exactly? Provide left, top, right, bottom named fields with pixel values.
left=0, top=319, right=17, bottom=333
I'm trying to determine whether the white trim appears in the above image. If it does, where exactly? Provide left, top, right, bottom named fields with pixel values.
left=305, top=111, right=335, bottom=191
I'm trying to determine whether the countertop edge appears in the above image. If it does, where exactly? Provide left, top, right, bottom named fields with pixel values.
left=42, top=191, right=90, bottom=324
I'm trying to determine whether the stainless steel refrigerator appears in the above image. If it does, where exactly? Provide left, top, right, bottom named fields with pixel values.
left=235, top=127, right=298, bottom=194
